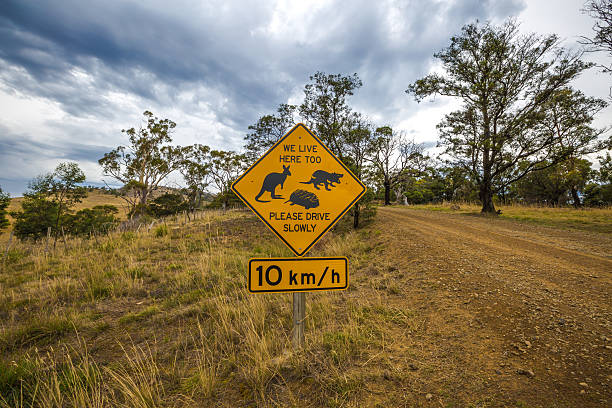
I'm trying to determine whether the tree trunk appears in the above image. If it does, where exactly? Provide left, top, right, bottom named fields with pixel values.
left=394, top=188, right=401, bottom=204
left=384, top=180, right=391, bottom=206
left=54, top=203, right=63, bottom=249
left=571, top=187, right=581, bottom=208
left=394, top=188, right=407, bottom=205
left=353, top=203, right=360, bottom=229
left=479, top=182, right=496, bottom=214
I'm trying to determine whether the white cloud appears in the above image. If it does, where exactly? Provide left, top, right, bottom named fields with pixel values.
left=1, top=0, right=610, bottom=196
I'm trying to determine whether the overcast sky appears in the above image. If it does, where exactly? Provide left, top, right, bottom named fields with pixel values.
left=1, top=0, right=610, bottom=196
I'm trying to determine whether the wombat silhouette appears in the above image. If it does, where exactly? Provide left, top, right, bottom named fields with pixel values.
left=300, top=170, right=343, bottom=191
left=255, top=165, right=291, bottom=202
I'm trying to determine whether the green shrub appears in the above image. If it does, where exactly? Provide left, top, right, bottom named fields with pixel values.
left=0, top=187, right=9, bottom=231
left=11, top=196, right=58, bottom=240
left=147, top=193, right=189, bottom=217
left=3, top=249, right=28, bottom=265
left=154, top=224, right=169, bottom=237
left=66, top=205, right=119, bottom=236
left=0, top=358, right=38, bottom=407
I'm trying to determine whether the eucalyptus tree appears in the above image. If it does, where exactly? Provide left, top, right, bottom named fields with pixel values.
left=245, top=104, right=296, bottom=163
left=180, top=144, right=211, bottom=212
left=582, top=0, right=612, bottom=72
left=370, top=126, right=425, bottom=205
left=407, top=20, right=596, bottom=213
left=583, top=151, right=612, bottom=206
left=343, top=118, right=376, bottom=228
left=536, top=88, right=607, bottom=206
left=99, top=111, right=189, bottom=217
left=208, top=150, right=247, bottom=210
left=512, top=159, right=593, bottom=206
left=299, top=72, right=363, bottom=161
left=12, top=162, right=87, bottom=243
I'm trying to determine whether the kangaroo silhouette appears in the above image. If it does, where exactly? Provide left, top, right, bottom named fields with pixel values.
left=255, top=165, right=291, bottom=202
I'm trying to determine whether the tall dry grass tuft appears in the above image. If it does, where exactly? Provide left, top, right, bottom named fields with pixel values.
left=0, top=334, right=106, bottom=408
left=185, top=321, right=218, bottom=399
left=104, top=343, right=165, bottom=408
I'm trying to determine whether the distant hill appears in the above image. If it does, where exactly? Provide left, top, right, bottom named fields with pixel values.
left=7, top=190, right=128, bottom=217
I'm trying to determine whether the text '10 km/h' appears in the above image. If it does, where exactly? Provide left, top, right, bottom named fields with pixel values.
left=248, top=258, right=348, bottom=293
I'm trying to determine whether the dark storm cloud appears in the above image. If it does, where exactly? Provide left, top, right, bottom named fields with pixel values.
left=0, top=0, right=527, bottom=127
left=0, top=0, right=289, bottom=127
left=0, top=132, right=108, bottom=163
left=0, top=0, right=529, bottom=194
left=0, top=124, right=110, bottom=195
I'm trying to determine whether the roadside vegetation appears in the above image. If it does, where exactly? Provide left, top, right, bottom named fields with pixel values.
left=0, top=208, right=391, bottom=407
left=405, top=202, right=612, bottom=233
left=1, top=204, right=610, bottom=407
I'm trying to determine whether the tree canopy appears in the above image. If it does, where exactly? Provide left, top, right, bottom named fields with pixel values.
left=407, top=20, right=600, bottom=213
left=12, top=162, right=87, bottom=241
left=582, top=0, right=612, bottom=72
left=245, top=104, right=296, bottom=163
left=99, top=111, right=189, bottom=217
left=299, top=72, right=363, bottom=162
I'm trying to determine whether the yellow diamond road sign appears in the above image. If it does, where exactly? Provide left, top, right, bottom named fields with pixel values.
left=232, top=123, right=366, bottom=256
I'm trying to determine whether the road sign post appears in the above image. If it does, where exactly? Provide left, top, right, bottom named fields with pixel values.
left=232, top=123, right=366, bottom=348
left=293, top=292, right=305, bottom=348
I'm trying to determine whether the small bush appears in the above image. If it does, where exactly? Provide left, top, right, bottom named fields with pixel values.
left=3, top=248, right=29, bottom=265
left=154, top=224, right=169, bottom=237
left=11, top=196, right=58, bottom=240
left=66, top=205, right=119, bottom=236
left=147, top=193, right=188, bottom=217
left=0, top=187, right=9, bottom=231
left=121, top=231, right=136, bottom=242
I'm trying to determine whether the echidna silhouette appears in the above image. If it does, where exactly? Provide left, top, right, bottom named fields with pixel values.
left=254, top=165, right=291, bottom=202
left=285, top=189, right=320, bottom=209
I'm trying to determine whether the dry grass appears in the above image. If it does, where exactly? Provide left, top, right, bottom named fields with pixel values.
left=405, top=201, right=612, bottom=233
left=0, top=209, right=392, bottom=407
left=1, top=202, right=608, bottom=407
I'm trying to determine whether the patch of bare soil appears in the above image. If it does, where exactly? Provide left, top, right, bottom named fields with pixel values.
left=361, top=207, right=611, bottom=407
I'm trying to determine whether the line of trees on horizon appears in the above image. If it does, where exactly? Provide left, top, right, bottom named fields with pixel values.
left=2, top=9, right=612, bottom=240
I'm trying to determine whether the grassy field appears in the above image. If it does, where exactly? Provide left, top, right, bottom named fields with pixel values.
left=0, top=202, right=610, bottom=407
left=405, top=202, right=612, bottom=234
left=0, top=210, right=377, bottom=407
left=6, top=191, right=129, bottom=219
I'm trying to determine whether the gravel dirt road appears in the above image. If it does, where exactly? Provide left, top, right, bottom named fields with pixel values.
left=360, top=207, right=611, bottom=407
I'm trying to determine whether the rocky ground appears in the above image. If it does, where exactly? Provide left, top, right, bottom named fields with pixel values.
left=357, top=207, right=611, bottom=407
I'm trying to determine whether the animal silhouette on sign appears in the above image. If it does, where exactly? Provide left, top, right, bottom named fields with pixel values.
left=285, top=189, right=319, bottom=209
left=300, top=170, right=343, bottom=191
left=255, top=165, right=291, bottom=202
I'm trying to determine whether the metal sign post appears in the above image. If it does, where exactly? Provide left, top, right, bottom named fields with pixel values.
left=293, top=292, right=305, bottom=348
